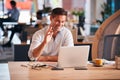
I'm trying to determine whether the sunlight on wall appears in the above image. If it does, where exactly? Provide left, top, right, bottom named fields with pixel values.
left=18, top=10, right=30, bottom=23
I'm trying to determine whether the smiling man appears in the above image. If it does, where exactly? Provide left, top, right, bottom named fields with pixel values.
left=28, top=7, right=74, bottom=62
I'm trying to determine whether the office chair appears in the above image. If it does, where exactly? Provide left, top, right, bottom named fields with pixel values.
left=92, top=10, right=120, bottom=60
left=14, top=44, right=30, bottom=61
left=103, top=34, right=120, bottom=60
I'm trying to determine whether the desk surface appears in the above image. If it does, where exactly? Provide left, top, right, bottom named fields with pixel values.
left=8, top=61, right=120, bottom=80
left=3, top=22, right=18, bottom=25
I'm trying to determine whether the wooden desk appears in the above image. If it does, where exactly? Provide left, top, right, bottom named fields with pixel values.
left=8, top=61, right=120, bottom=80
left=3, top=22, right=18, bottom=25
left=3, top=22, right=18, bottom=28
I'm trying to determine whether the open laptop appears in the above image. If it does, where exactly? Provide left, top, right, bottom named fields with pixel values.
left=57, top=46, right=90, bottom=68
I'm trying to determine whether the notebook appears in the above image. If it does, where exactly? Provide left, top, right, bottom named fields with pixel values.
left=57, top=46, right=90, bottom=68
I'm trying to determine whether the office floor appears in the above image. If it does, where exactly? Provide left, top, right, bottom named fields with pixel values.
left=0, top=30, right=17, bottom=63
left=0, top=46, right=14, bottom=63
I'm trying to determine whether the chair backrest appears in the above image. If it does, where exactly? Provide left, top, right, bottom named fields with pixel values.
left=70, top=27, right=78, bottom=44
left=14, top=44, right=30, bottom=61
left=92, top=10, right=120, bottom=60
left=103, top=34, right=120, bottom=60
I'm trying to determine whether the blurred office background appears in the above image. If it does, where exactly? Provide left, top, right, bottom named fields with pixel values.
left=0, top=0, right=119, bottom=35
left=0, top=0, right=120, bottom=62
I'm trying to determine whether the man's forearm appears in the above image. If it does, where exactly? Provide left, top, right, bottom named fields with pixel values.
left=47, top=56, right=58, bottom=62
left=37, top=56, right=58, bottom=62
left=32, top=40, right=47, bottom=58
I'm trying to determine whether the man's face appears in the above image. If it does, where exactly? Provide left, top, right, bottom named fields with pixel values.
left=51, top=15, right=66, bottom=31
left=11, top=4, right=15, bottom=8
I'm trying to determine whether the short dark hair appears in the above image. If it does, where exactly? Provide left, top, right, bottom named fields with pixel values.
left=37, top=10, right=43, bottom=16
left=36, top=10, right=43, bottom=19
left=10, top=0, right=16, bottom=6
left=51, top=7, right=67, bottom=17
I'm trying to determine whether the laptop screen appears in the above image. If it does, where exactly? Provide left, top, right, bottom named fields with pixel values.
left=58, top=46, right=90, bottom=68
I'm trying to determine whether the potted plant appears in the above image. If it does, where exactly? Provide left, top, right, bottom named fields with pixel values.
left=96, top=2, right=112, bottom=24
left=71, top=8, right=85, bottom=23
left=71, top=8, right=85, bottom=35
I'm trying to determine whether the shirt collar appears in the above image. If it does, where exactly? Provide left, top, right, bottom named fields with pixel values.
left=59, top=26, right=65, bottom=32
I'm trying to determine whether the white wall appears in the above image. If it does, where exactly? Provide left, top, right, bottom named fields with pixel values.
left=84, top=0, right=107, bottom=35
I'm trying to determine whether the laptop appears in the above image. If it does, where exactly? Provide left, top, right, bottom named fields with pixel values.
left=57, top=46, right=90, bottom=68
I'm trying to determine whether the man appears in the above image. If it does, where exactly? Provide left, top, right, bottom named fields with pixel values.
left=7, top=0, right=20, bottom=22
left=1, top=1, right=20, bottom=47
left=34, top=10, right=43, bottom=29
left=0, top=0, right=20, bottom=32
left=28, top=7, right=74, bottom=62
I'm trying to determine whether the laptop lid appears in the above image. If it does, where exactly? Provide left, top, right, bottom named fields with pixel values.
left=58, top=46, right=90, bottom=68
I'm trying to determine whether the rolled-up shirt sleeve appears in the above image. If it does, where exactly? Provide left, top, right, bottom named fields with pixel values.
left=28, top=30, right=44, bottom=60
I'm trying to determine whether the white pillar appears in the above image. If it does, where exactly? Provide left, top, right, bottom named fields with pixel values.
left=84, top=0, right=96, bottom=35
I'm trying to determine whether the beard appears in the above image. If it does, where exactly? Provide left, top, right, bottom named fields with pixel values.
left=53, top=25, right=63, bottom=32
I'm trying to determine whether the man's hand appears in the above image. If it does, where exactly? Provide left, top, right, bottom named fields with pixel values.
left=44, top=25, right=54, bottom=43
left=32, top=23, right=55, bottom=58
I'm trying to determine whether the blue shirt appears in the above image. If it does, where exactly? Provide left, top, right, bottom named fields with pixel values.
left=8, top=7, right=20, bottom=22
